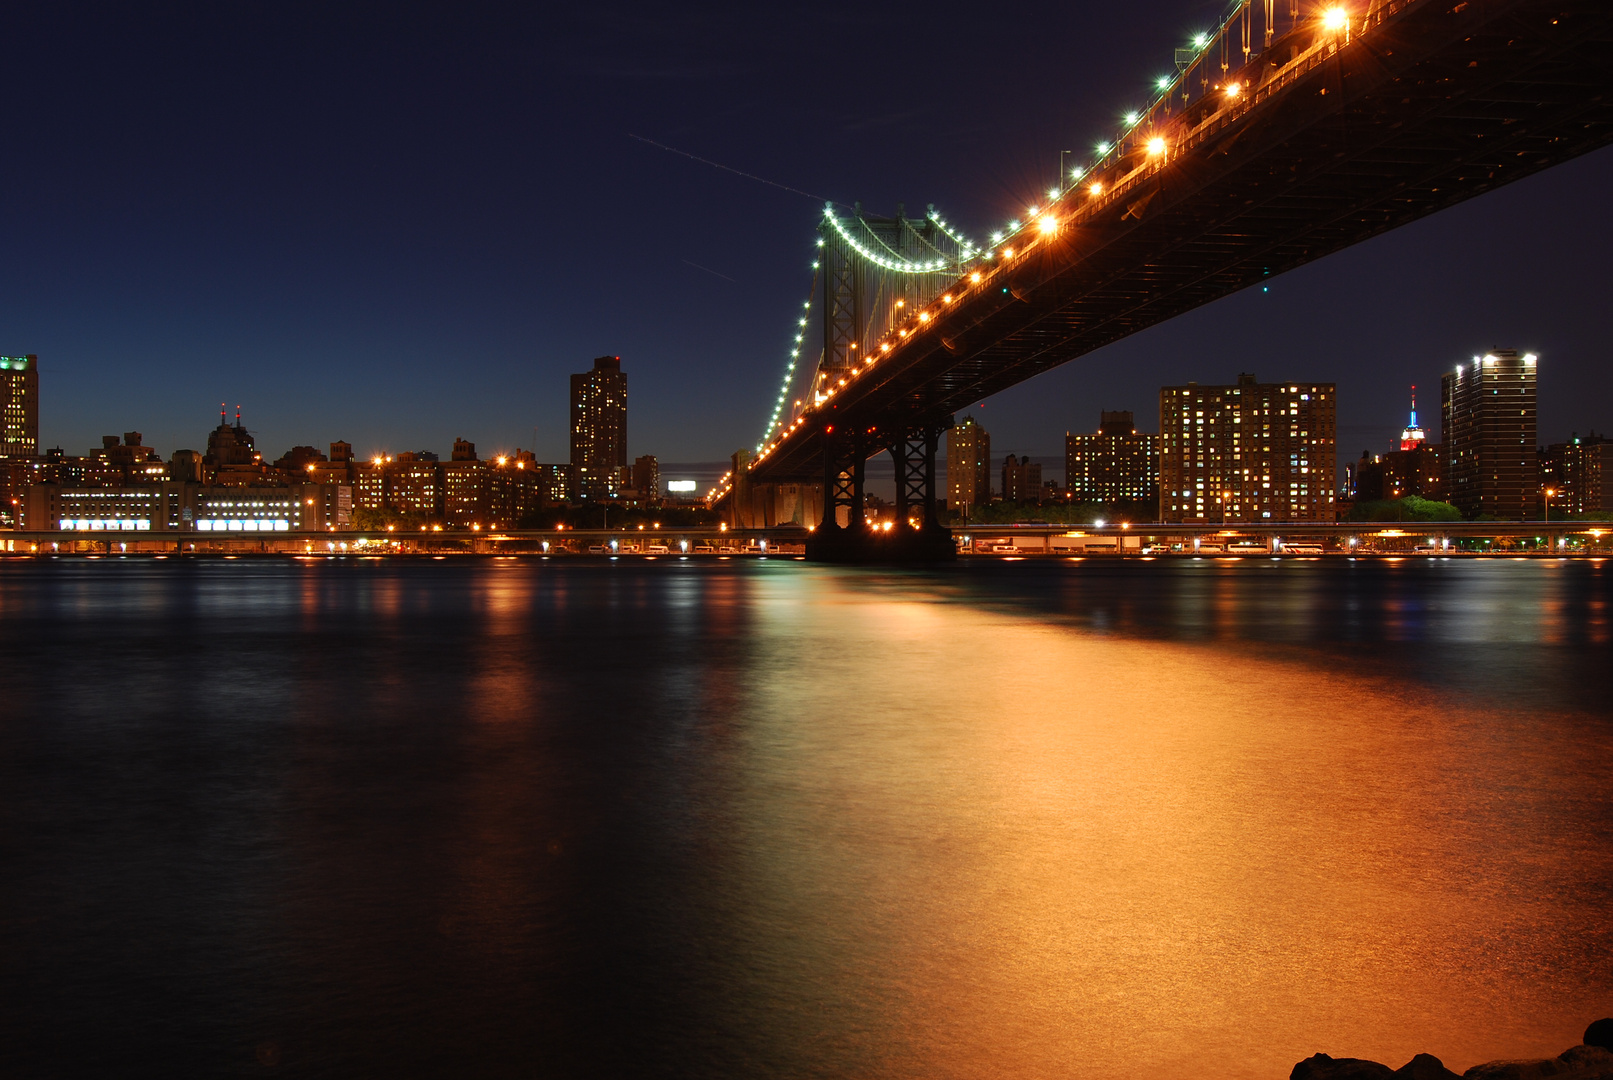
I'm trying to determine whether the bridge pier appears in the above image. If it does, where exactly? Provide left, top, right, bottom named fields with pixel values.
left=806, top=424, right=954, bottom=563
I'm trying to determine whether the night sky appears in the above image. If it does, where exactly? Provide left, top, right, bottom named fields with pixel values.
left=5, top=1, right=1611, bottom=477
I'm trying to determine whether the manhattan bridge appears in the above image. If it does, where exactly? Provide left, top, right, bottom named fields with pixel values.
left=707, top=0, right=1613, bottom=559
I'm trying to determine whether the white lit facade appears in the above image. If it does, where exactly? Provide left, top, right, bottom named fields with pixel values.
left=1160, top=374, right=1336, bottom=523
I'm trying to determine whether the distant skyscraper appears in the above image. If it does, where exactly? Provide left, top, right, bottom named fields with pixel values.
left=1065, top=410, right=1158, bottom=505
left=1442, top=350, right=1537, bottom=519
left=1, top=355, right=39, bottom=458
left=1160, top=373, right=1336, bottom=523
left=571, top=355, right=627, bottom=500
left=1399, top=386, right=1427, bottom=450
left=946, top=415, right=991, bottom=515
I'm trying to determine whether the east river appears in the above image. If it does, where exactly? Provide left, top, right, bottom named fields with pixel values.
left=0, top=557, right=1609, bottom=1078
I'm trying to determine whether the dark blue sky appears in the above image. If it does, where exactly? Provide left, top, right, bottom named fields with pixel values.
left=5, top=1, right=1610, bottom=470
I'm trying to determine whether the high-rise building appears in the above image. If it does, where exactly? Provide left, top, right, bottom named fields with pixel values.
left=1065, top=410, right=1158, bottom=505
left=388, top=453, right=443, bottom=519
left=1540, top=434, right=1605, bottom=516
left=571, top=355, right=627, bottom=500
left=946, top=415, right=991, bottom=515
left=1349, top=445, right=1445, bottom=504
left=630, top=455, right=659, bottom=502
left=1000, top=454, right=1042, bottom=502
left=1160, top=373, right=1336, bottom=523
left=1, top=355, right=39, bottom=458
left=1442, top=350, right=1537, bottom=519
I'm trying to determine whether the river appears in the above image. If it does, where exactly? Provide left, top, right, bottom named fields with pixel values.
left=1, top=556, right=1608, bottom=1077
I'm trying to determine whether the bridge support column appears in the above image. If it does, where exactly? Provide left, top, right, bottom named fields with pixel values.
left=823, top=430, right=866, bottom=532
left=806, top=424, right=953, bottom=563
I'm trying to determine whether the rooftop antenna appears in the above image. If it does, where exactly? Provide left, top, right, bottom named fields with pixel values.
left=220, top=402, right=227, bottom=425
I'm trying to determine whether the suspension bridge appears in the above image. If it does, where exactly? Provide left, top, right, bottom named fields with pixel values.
left=709, top=0, right=1613, bottom=560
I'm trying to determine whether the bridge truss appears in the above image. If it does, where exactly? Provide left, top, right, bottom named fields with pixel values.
left=722, top=0, right=1613, bottom=559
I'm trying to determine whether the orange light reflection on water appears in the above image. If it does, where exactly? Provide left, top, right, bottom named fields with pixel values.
left=711, top=570, right=1613, bottom=1078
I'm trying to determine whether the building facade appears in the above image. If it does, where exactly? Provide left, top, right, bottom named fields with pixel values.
left=1442, top=350, right=1537, bottom=519
left=1540, top=434, right=1606, bottom=516
left=1065, top=410, right=1158, bottom=505
left=1000, top=455, right=1042, bottom=502
left=1160, top=374, right=1337, bottom=523
left=1, top=355, right=39, bottom=459
left=629, top=455, right=659, bottom=503
left=945, top=415, right=991, bottom=515
left=571, top=355, right=627, bottom=500
left=33, top=482, right=351, bottom=532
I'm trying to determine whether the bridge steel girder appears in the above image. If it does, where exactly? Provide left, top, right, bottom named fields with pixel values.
left=819, top=428, right=868, bottom=532
left=890, top=422, right=949, bottom=532
left=750, top=0, right=1613, bottom=484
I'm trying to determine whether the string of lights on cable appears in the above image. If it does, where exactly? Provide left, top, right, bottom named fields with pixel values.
left=747, top=1, right=1359, bottom=468
left=756, top=275, right=817, bottom=452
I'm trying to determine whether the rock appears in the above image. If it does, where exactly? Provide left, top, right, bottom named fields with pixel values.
left=1395, top=1053, right=1461, bottom=1079
left=1586, top=1023, right=1613, bottom=1053
left=1552, top=1044, right=1613, bottom=1078
left=1292, top=1053, right=1396, bottom=1080
left=1462, top=1060, right=1565, bottom=1079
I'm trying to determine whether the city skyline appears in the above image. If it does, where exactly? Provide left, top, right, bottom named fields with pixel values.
left=2, top=3, right=1608, bottom=465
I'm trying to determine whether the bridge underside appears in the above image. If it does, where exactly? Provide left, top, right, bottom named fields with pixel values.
left=752, top=0, right=1613, bottom=486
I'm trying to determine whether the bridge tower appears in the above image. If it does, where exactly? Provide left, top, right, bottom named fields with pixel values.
left=807, top=203, right=966, bottom=561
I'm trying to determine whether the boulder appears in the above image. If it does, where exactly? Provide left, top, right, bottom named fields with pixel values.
left=1395, top=1053, right=1461, bottom=1079
left=1586, top=1023, right=1613, bottom=1053
left=1461, top=1060, right=1564, bottom=1079
left=1550, top=1044, right=1613, bottom=1079
left=1462, top=1047, right=1613, bottom=1080
left=1292, top=1053, right=1396, bottom=1080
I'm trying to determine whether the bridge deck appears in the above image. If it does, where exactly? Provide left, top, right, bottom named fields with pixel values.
left=749, top=0, right=1613, bottom=482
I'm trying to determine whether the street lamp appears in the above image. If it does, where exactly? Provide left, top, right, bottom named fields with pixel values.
left=1543, top=487, right=1555, bottom=524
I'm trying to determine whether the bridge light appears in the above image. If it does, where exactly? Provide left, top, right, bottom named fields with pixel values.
left=1095, top=142, right=1110, bottom=154
left=1038, top=215, right=1058, bottom=235
left=942, top=294, right=953, bottom=303
left=990, top=231, right=1003, bottom=243
left=1147, top=136, right=1167, bottom=156
left=881, top=343, right=891, bottom=352
left=1124, top=112, right=1139, bottom=125
left=1192, top=32, right=1208, bottom=47
left=1323, top=7, right=1348, bottom=31
left=1047, top=188, right=1059, bottom=200
left=969, top=272, right=981, bottom=283
left=1026, top=206, right=1039, bottom=217
left=1002, top=247, right=1014, bottom=258
left=1155, top=76, right=1171, bottom=92
left=1089, top=182, right=1103, bottom=196
left=918, top=312, right=930, bottom=322
left=1225, top=81, right=1242, bottom=97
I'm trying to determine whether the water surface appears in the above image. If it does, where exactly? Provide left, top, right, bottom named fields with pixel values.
left=1, top=557, right=1609, bottom=1078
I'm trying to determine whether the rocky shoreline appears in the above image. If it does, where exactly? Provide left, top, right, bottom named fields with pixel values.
left=1293, top=1020, right=1613, bottom=1080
